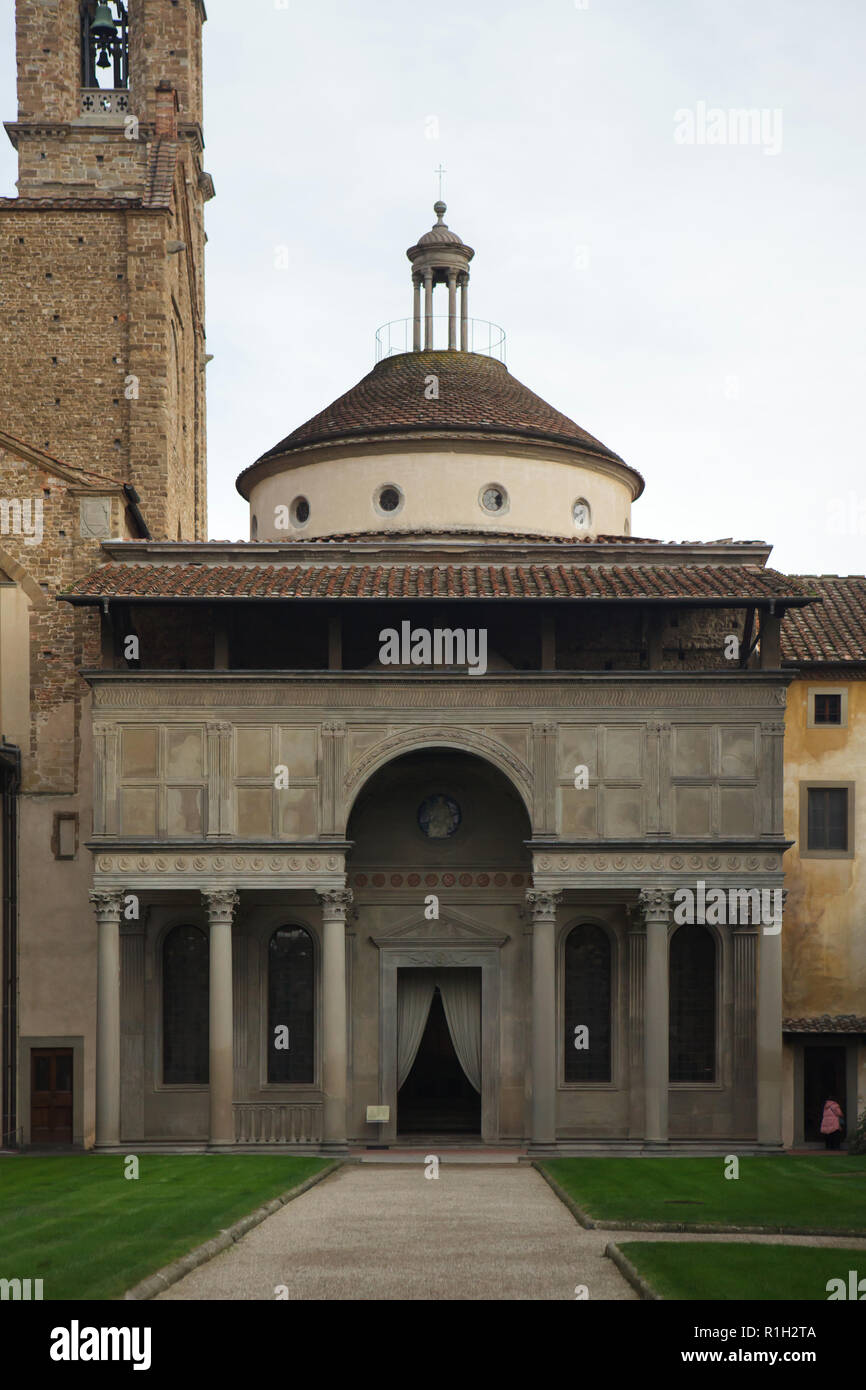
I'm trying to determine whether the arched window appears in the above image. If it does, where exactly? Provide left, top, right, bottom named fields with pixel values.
left=163, top=925, right=208, bottom=1084
left=669, top=925, right=716, bottom=1082
left=564, top=923, right=611, bottom=1082
left=268, top=927, right=314, bottom=1083
left=80, top=3, right=129, bottom=91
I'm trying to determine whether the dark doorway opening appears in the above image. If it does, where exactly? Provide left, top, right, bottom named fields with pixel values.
left=30, top=1048, right=73, bottom=1144
left=398, top=988, right=481, bottom=1136
left=804, top=1045, right=847, bottom=1143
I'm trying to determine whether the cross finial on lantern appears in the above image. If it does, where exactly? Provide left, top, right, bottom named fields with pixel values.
left=434, top=163, right=446, bottom=201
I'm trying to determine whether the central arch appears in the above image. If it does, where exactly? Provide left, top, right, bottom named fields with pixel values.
left=346, top=748, right=531, bottom=1143
left=342, top=725, right=534, bottom=831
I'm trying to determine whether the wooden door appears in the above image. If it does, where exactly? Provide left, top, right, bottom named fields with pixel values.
left=31, top=1049, right=73, bottom=1144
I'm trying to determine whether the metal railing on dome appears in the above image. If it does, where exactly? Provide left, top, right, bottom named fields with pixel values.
left=374, top=317, right=507, bottom=363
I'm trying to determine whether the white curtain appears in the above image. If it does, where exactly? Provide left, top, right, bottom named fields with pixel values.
left=438, top=970, right=482, bottom=1094
left=396, top=973, right=436, bottom=1088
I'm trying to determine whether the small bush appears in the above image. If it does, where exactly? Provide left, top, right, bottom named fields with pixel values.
left=848, top=1106, right=866, bottom=1155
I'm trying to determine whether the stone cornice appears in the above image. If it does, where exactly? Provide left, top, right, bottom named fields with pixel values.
left=95, top=537, right=774, bottom=567
left=90, top=847, right=346, bottom=891
left=86, top=675, right=790, bottom=708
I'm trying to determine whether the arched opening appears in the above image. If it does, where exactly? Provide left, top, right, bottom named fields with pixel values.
left=347, top=747, right=530, bottom=1139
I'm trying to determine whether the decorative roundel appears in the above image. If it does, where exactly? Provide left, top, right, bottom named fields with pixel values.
left=291, top=496, right=310, bottom=526
left=481, top=484, right=508, bottom=513
left=573, top=498, right=591, bottom=529
left=375, top=484, right=404, bottom=515
left=417, top=793, right=461, bottom=838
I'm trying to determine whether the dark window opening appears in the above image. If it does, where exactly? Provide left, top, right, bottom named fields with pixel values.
left=564, top=923, right=611, bottom=1082
left=813, top=693, right=842, bottom=725
left=268, top=928, right=314, bottom=1084
left=807, top=787, right=848, bottom=852
left=669, top=925, right=715, bottom=1083
left=163, top=925, right=209, bottom=1084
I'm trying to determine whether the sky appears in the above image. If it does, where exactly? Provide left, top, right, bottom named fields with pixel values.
left=1, top=0, right=864, bottom=574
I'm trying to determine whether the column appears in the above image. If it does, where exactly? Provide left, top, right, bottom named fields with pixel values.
left=460, top=273, right=469, bottom=350
left=732, top=921, right=758, bottom=1136
left=526, top=889, right=561, bottom=1149
left=447, top=269, right=458, bottom=348
left=412, top=274, right=421, bottom=351
left=203, top=888, right=238, bottom=1146
left=627, top=910, right=646, bottom=1137
left=423, top=269, right=434, bottom=349
left=318, top=888, right=353, bottom=1153
left=639, top=887, right=672, bottom=1145
left=757, top=891, right=784, bottom=1147
left=91, top=889, right=124, bottom=1148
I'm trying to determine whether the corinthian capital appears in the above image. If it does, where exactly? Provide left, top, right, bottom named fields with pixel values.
left=525, top=889, right=562, bottom=924
left=89, top=889, right=125, bottom=923
left=202, top=888, right=239, bottom=925
left=638, top=887, right=673, bottom=925
left=317, top=887, right=354, bottom=921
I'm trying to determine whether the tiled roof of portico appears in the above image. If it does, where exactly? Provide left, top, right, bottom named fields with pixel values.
left=62, top=560, right=816, bottom=604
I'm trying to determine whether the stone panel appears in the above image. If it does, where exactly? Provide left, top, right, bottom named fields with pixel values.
left=165, top=786, right=203, bottom=837
left=236, top=726, right=272, bottom=778
left=120, top=786, right=158, bottom=837
left=673, top=725, right=711, bottom=777
left=278, top=787, right=319, bottom=838
left=121, top=727, right=158, bottom=778
left=603, top=786, right=643, bottom=837
left=673, top=785, right=712, bottom=837
left=236, top=787, right=274, bottom=839
left=720, top=786, right=756, bottom=836
left=558, top=786, right=598, bottom=836
left=166, top=728, right=204, bottom=780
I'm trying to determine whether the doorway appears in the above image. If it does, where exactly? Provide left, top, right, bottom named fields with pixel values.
left=397, top=971, right=481, bottom=1136
left=803, top=1046, right=847, bottom=1143
left=30, top=1048, right=73, bottom=1144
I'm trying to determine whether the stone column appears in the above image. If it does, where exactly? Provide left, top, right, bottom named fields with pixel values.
left=318, top=888, right=353, bottom=1153
left=203, top=888, right=238, bottom=1147
left=526, top=889, right=561, bottom=1150
left=412, top=274, right=421, bottom=350
left=460, top=273, right=469, bottom=350
left=447, top=269, right=458, bottom=348
left=757, top=890, right=784, bottom=1147
left=627, top=908, right=646, bottom=1138
left=639, top=887, right=672, bottom=1146
left=91, top=889, right=124, bottom=1148
left=732, top=921, right=758, bottom=1136
left=423, top=269, right=434, bottom=349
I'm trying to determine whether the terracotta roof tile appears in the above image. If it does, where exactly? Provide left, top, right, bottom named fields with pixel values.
left=242, top=352, right=637, bottom=482
left=62, top=562, right=812, bottom=604
left=781, top=576, right=866, bottom=663
left=783, top=1015, right=866, bottom=1033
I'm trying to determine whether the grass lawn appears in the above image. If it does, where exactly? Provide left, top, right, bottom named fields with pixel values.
left=541, top=1155, right=866, bottom=1232
left=618, top=1240, right=866, bottom=1300
left=0, top=1154, right=331, bottom=1300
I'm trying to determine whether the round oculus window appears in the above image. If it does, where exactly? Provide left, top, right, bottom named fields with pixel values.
left=378, top=485, right=402, bottom=513
left=291, top=496, right=310, bottom=526
left=573, top=498, right=591, bottom=528
left=481, top=485, right=507, bottom=513
left=418, top=793, right=462, bottom=839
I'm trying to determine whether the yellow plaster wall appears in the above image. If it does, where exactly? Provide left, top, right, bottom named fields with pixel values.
left=783, top=680, right=865, bottom=1016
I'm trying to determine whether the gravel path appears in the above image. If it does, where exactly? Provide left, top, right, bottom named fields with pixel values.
left=156, top=1163, right=638, bottom=1301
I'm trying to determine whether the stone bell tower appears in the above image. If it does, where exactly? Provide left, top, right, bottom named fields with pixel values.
left=0, top=0, right=214, bottom=541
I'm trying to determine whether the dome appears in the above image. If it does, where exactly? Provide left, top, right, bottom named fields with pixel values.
left=240, top=350, right=633, bottom=479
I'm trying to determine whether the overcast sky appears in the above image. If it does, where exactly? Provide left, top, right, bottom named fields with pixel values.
left=1, top=0, right=864, bottom=573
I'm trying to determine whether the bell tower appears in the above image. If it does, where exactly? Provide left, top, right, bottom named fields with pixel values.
left=0, top=0, right=213, bottom=541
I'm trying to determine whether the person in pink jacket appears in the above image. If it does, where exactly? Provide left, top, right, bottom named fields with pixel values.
left=820, top=1095, right=844, bottom=1150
